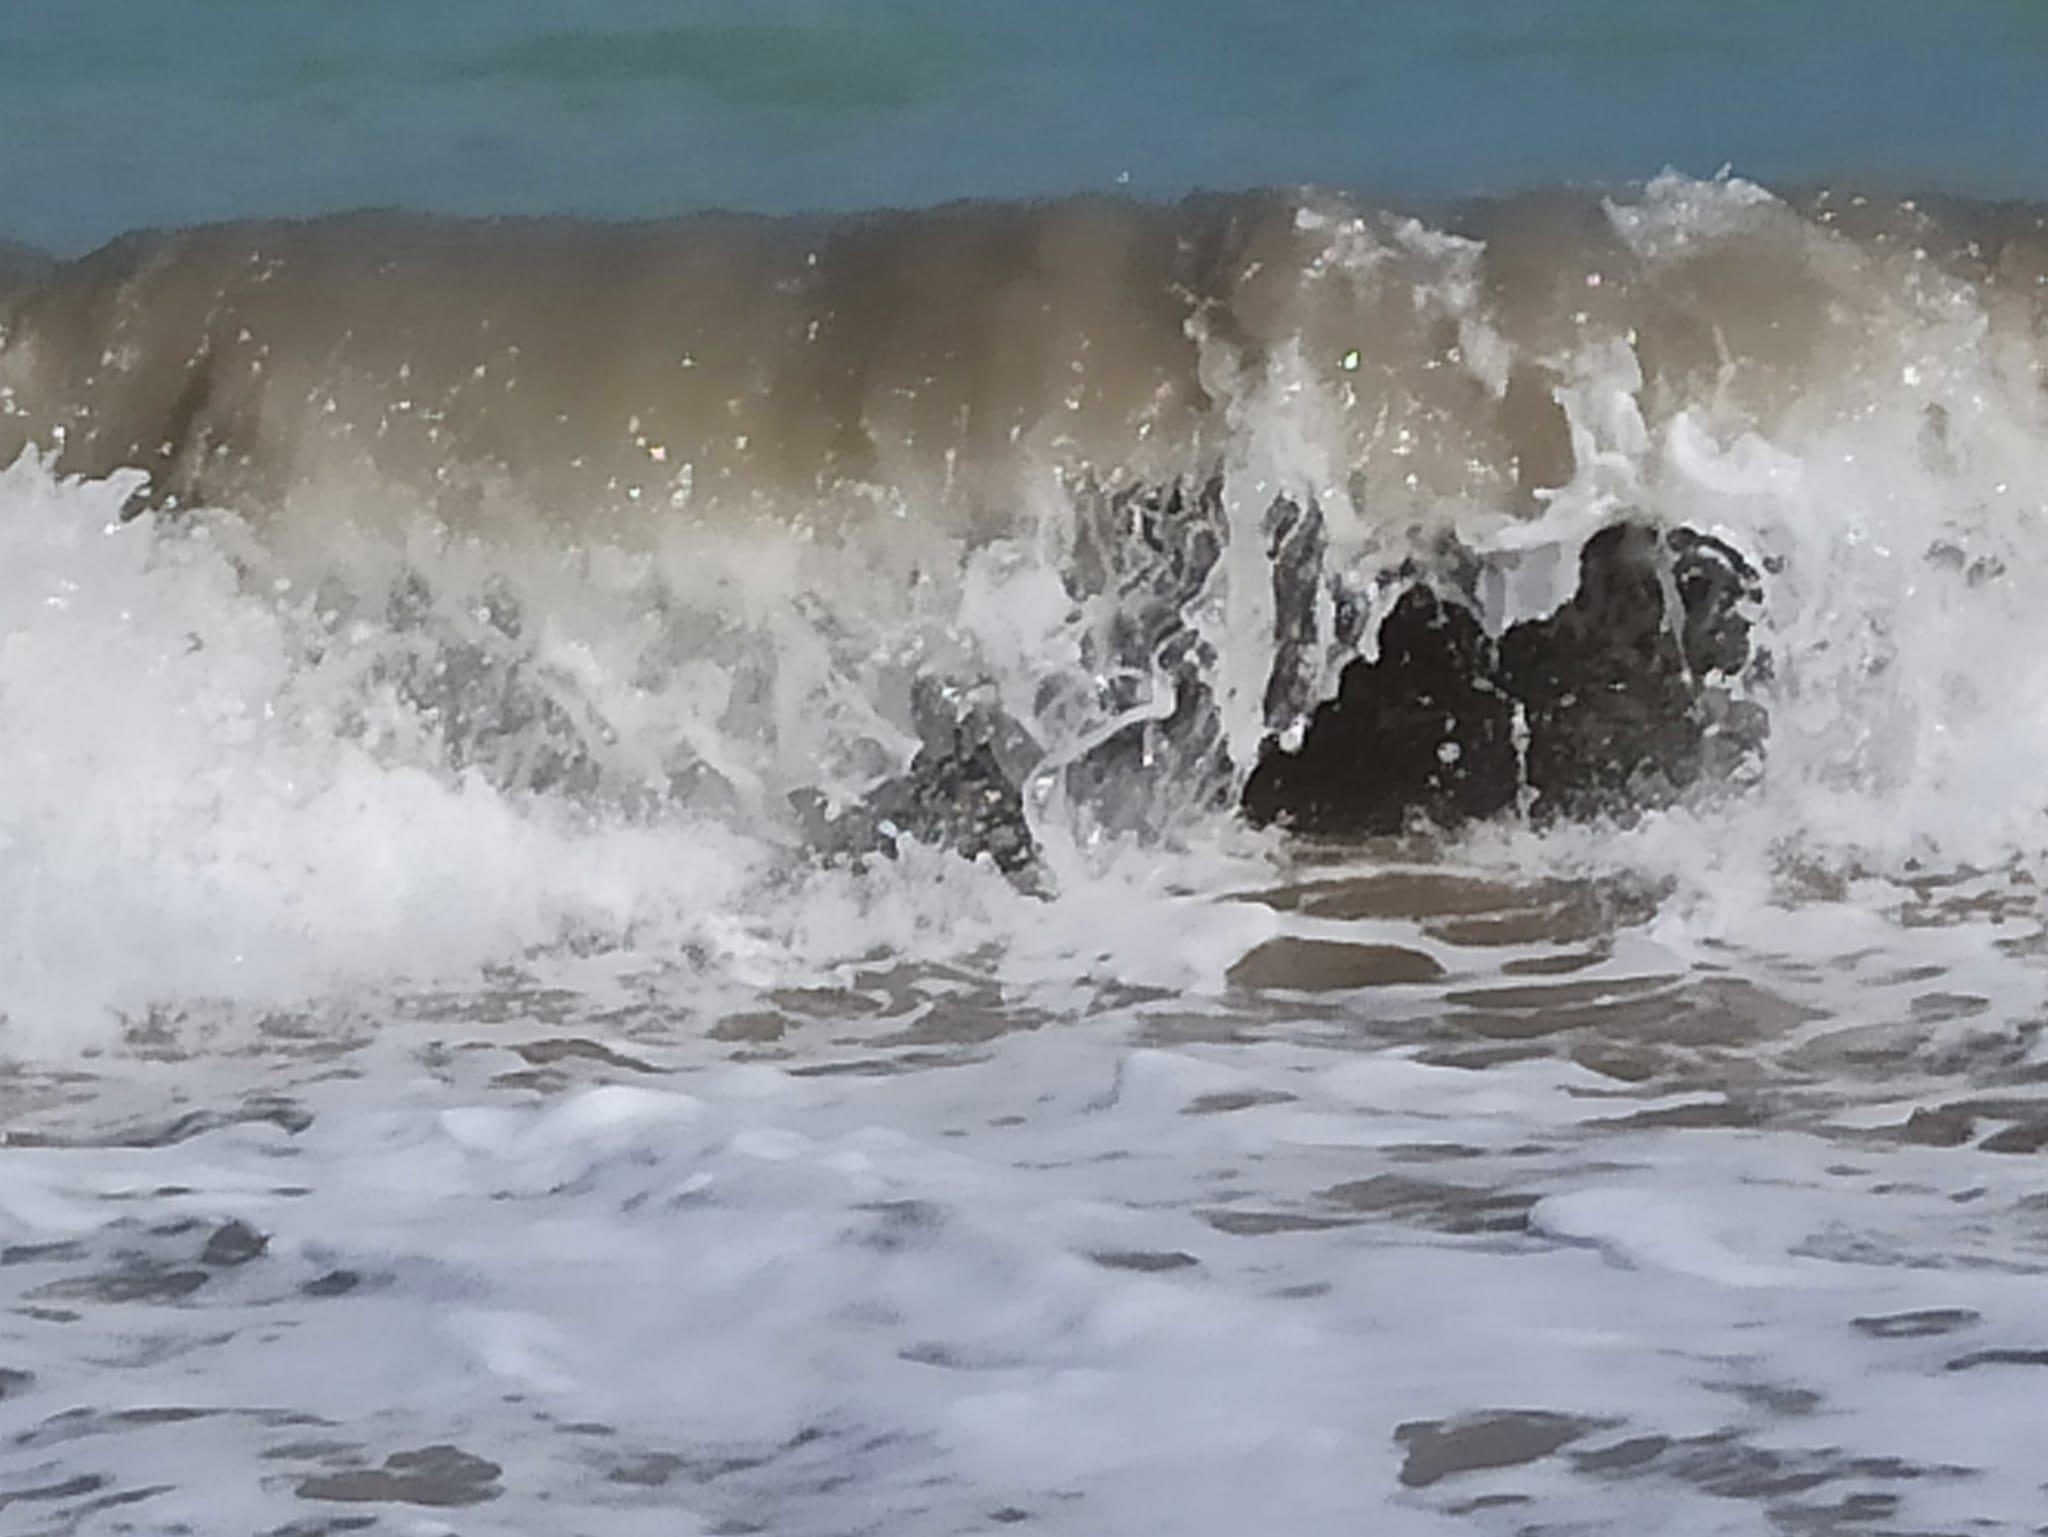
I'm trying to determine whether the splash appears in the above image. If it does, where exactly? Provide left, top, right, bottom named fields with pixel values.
left=5, top=173, right=2048, bottom=1040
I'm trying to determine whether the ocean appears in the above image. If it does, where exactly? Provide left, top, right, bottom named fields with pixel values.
left=4, top=6, right=2048, bottom=1535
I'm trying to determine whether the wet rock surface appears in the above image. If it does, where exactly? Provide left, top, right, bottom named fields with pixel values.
left=794, top=503, right=1764, bottom=871
left=1063, top=475, right=1233, bottom=829
left=794, top=668, right=1043, bottom=880
left=1242, top=586, right=1519, bottom=835
left=795, top=476, right=1235, bottom=879
left=1246, top=519, right=1767, bottom=835
left=1502, top=523, right=1766, bottom=822
left=794, top=734, right=1039, bottom=881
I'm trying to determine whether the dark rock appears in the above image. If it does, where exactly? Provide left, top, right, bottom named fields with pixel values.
left=875, top=737, right=1038, bottom=877
left=1069, top=477, right=1224, bottom=622
left=1062, top=476, right=1234, bottom=829
left=791, top=668, right=1044, bottom=881
left=1501, top=523, right=1763, bottom=821
left=793, top=503, right=1764, bottom=857
left=794, top=731, right=1039, bottom=882
left=1261, top=496, right=1330, bottom=730
left=1242, top=586, right=1518, bottom=835
left=1243, top=518, right=1766, bottom=834
left=1669, top=526, right=1760, bottom=678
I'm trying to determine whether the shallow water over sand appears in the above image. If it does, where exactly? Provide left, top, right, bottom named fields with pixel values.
left=6, top=863, right=2048, bottom=1536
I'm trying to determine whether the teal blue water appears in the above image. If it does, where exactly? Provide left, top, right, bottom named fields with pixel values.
left=3, top=0, right=2045, bottom=252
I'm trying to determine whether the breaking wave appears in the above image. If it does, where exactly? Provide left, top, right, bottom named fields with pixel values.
left=4, top=171, right=2048, bottom=1039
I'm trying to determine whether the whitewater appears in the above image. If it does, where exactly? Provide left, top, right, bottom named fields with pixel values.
left=5, top=170, right=2048, bottom=1534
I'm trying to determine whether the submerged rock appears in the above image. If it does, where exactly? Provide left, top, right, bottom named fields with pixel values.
left=794, top=730, right=1041, bottom=883
left=1061, top=475, right=1234, bottom=832
left=867, top=733, right=1039, bottom=878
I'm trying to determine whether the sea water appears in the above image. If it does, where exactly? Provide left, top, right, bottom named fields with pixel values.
left=7, top=0, right=2048, bottom=253
left=5, top=10, right=2048, bottom=1537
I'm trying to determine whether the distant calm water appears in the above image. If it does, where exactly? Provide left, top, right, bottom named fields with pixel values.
left=5, top=0, right=2048, bottom=251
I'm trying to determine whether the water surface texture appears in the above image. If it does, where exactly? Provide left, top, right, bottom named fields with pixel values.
left=5, top=9, right=2048, bottom=1537
left=6, top=0, right=2048, bottom=251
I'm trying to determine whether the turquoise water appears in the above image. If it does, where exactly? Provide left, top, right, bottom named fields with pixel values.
left=4, top=0, right=2046, bottom=251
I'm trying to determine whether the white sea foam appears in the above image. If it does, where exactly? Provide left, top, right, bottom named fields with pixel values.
left=7, top=177, right=2048, bottom=1533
